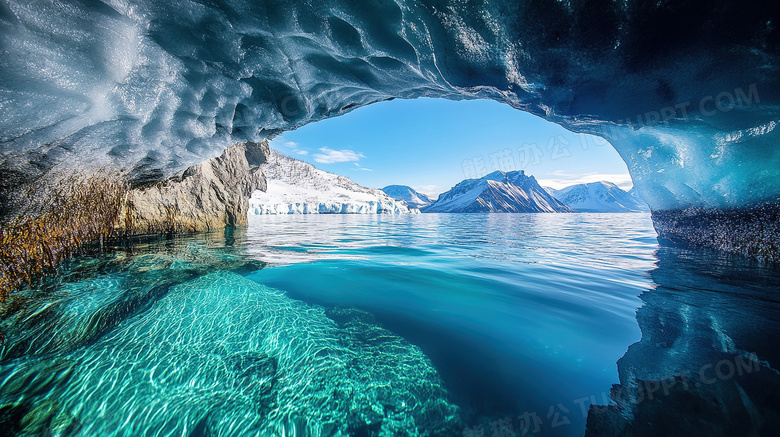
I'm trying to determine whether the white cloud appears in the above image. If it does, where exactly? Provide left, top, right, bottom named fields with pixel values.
left=273, top=139, right=298, bottom=149
left=314, top=147, right=365, bottom=164
left=270, top=137, right=311, bottom=156
left=352, top=163, right=372, bottom=171
left=538, top=172, right=634, bottom=190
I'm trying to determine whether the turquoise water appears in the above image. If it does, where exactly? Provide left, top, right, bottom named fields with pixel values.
left=244, top=214, right=657, bottom=435
left=2, top=213, right=778, bottom=436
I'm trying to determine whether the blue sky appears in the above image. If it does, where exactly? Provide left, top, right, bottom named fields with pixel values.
left=271, top=98, right=632, bottom=197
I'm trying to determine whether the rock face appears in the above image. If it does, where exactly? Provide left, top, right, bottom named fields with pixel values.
left=121, top=141, right=269, bottom=234
left=652, top=202, right=780, bottom=262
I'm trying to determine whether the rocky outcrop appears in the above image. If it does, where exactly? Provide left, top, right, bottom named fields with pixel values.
left=120, top=141, right=269, bottom=235
left=652, top=202, right=780, bottom=262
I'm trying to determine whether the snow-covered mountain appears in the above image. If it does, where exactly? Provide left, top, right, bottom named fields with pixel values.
left=552, top=181, right=649, bottom=213
left=422, top=170, right=573, bottom=213
left=381, top=185, right=433, bottom=209
left=249, top=150, right=414, bottom=214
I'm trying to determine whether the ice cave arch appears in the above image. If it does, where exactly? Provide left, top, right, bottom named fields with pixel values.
left=0, top=0, right=778, bottom=254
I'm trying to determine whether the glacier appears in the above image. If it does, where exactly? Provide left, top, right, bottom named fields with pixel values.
left=249, top=149, right=413, bottom=214
left=0, top=0, right=778, bottom=254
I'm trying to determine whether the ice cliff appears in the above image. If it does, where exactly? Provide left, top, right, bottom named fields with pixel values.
left=249, top=149, right=413, bottom=214
left=0, top=0, right=778, bottom=254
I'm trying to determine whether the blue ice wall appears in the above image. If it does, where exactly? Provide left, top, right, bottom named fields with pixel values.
left=1, top=0, right=778, bottom=210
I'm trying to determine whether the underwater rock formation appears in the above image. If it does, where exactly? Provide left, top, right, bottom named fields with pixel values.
left=0, top=229, right=267, bottom=361
left=121, top=140, right=268, bottom=234
left=0, top=0, right=778, bottom=252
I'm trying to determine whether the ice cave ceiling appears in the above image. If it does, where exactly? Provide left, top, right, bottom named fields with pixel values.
left=0, top=0, right=779, bottom=211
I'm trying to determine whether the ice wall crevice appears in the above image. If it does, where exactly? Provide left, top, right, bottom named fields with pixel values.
left=1, top=0, right=779, bottom=215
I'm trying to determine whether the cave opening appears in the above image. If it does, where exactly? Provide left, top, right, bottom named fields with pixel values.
left=249, top=97, right=642, bottom=215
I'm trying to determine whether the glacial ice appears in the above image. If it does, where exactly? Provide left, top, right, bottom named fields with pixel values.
left=249, top=149, right=414, bottom=214
left=585, top=246, right=780, bottom=435
left=0, top=0, right=778, bottom=212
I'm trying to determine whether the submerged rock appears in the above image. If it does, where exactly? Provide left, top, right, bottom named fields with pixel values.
left=0, top=229, right=267, bottom=361
left=121, top=141, right=269, bottom=234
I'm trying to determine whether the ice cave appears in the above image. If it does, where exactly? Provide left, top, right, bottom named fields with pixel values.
left=1, top=0, right=778, bottom=256
left=1, top=1, right=779, bottom=436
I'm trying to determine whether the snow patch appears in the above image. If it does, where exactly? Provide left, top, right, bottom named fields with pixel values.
left=249, top=150, right=415, bottom=215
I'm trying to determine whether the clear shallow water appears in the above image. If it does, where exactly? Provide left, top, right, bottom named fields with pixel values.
left=1, top=213, right=779, bottom=436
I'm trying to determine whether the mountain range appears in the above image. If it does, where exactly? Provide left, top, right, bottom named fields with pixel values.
left=252, top=151, right=649, bottom=215
left=385, top=178, right=649, bottom=213
left=380, top=185, right=432, bottom=209
left=421, top=170, right=573, bottom=213
left=548, top=182, right=649, bottom=213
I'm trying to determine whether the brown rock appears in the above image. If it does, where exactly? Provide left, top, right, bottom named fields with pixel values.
left=120, top=141, right=269, bottom=235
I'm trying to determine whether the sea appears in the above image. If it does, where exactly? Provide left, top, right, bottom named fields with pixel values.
left=1, top=213, right=778, bottom=436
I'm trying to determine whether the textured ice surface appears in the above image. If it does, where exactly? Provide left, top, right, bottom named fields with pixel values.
left=0, top=271, right=462, bottom=435
left=249, top=149, right=414, bottom=214
left=1, top=0, right=778, bottom=210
